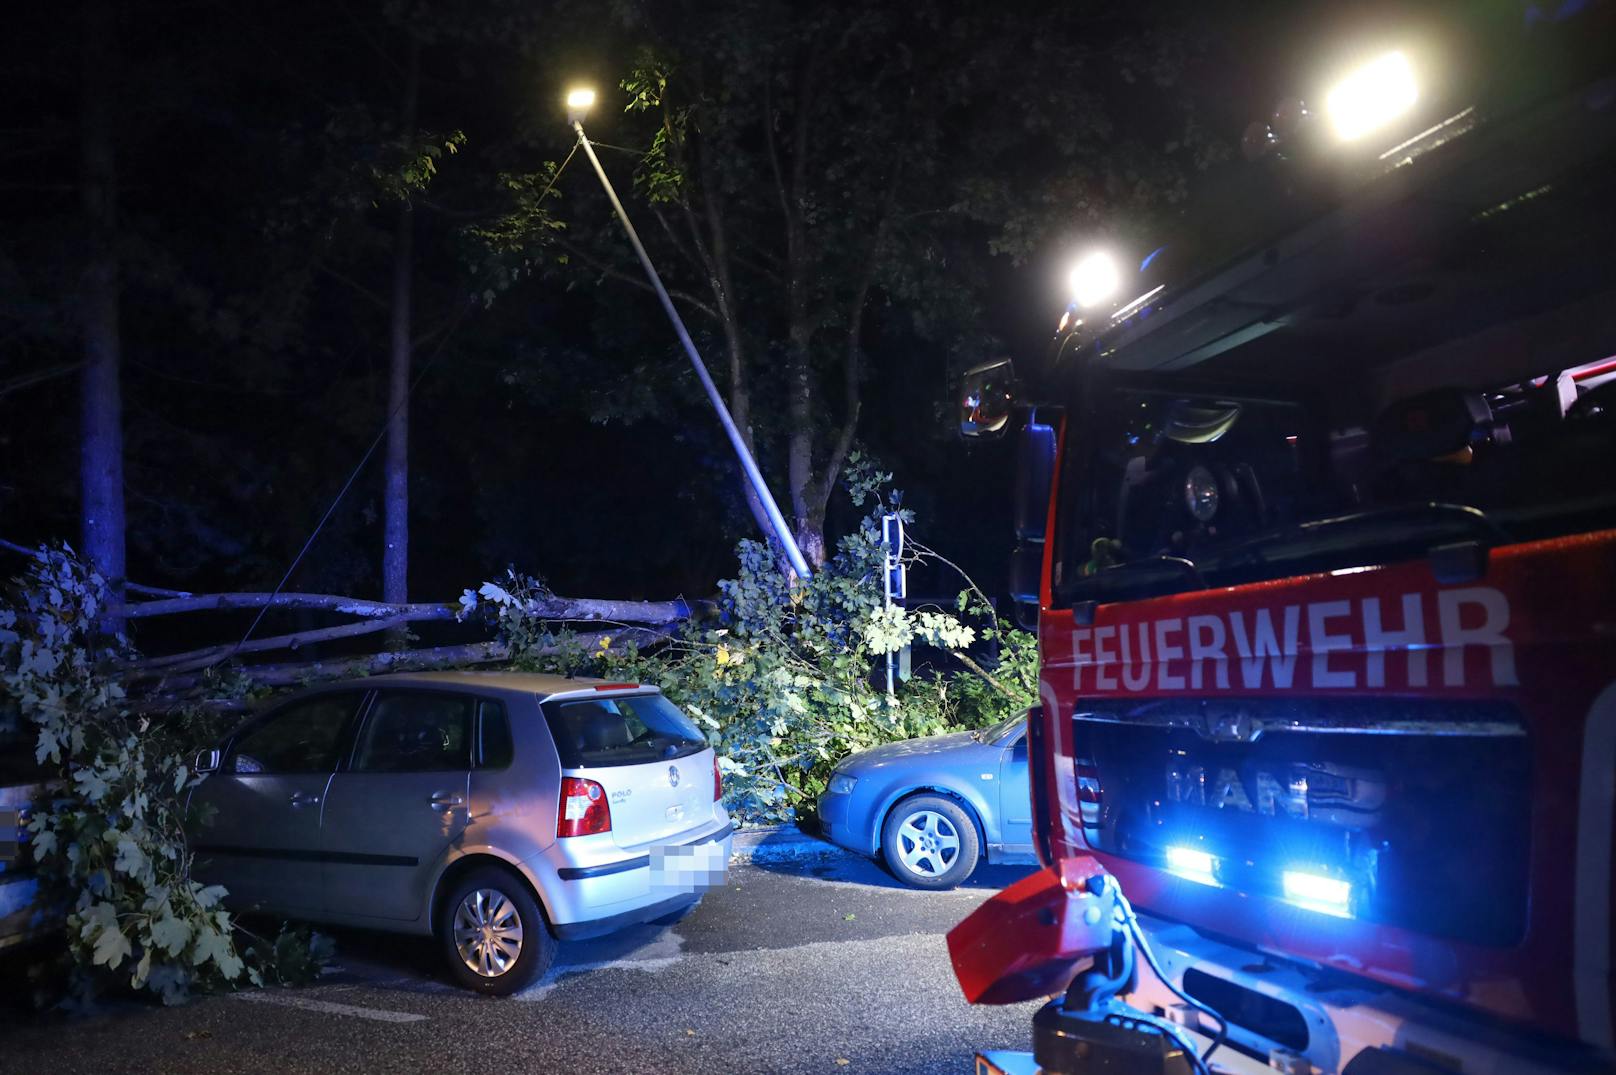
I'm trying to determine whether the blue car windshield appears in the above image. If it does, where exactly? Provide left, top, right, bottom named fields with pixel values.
left=974, top=713, right=1025, bottom=745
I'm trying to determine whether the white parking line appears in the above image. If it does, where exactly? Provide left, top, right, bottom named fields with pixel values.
left=516, top=930, right=688, bottom=1002
left=230, top=990, right=427, bottom=1023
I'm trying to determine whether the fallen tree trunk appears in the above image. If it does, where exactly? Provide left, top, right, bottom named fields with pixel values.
left=131, top=614, right=419, bottom=676
left=117, top=590, right=693, bottom=625
left=142, top=626, right=664, bottom=695
left=6, top=537, right=697, bottom=691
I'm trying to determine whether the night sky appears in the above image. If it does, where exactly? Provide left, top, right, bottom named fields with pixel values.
left=0, top=0, right=1455, bottom=609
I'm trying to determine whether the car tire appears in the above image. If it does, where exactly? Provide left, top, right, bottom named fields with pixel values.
left=437, top=867, right=556, bottom=996
left=880, top=794, right=981, bottom=890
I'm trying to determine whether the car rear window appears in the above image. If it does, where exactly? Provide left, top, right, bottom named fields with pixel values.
left=542, top=693, right=708, bottom=768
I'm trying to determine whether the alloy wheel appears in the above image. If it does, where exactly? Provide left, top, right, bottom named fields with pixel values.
left=895, top=810, right=961, bottom=877
left=452, top=888, right=525, bottom=978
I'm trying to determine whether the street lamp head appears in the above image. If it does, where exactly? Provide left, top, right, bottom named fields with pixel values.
left=566, top=87, right=596, bottom=125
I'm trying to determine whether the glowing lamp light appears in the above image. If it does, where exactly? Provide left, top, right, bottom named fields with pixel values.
left=1282, top=869, right=1353, bottom=917
left=566, top=86, right=597, bottom=124
left=1069, top=251, right=1121, bottom=309
left=1325, top=52, right=1417, bottom=142
left=1165, top=846, right=1218, bottom=886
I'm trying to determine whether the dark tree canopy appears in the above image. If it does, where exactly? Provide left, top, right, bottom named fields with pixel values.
left=0, top=0, right=1270, bottom=606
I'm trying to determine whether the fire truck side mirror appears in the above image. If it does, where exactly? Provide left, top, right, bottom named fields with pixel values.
left=1008, top=545, right=1041, bottom=630
left=1014, top=409, right=1058, bottom=543
left=959, top=359, right=1017, bottom=439
left=1007, top=406, right=1060, bottom=631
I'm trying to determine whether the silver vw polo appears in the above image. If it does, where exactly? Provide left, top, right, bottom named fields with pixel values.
left=187, top=671, right=731, bottom=995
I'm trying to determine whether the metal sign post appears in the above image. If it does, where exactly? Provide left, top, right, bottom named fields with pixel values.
left=882, top=513, right=906, bottom=698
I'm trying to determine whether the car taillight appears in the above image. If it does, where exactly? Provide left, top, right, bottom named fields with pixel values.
left=558, top=776, right=611, bottom=837
left=712, top=754, right=723, bottom=802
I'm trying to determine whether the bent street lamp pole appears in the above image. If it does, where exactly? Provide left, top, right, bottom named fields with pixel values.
left=570, top=119, right=812, bottom=580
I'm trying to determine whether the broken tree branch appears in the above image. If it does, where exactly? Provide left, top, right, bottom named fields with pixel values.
left=142, top=627, right=663, bottom=694
left=1, top=536, right=191, bottom=597
left=131, top=614, right=419, bottom=676
left=117, top=590, right=692, bottom=624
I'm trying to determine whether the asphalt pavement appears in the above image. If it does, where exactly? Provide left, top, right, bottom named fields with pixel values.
left=0, top=853, right=1044, bottom=1075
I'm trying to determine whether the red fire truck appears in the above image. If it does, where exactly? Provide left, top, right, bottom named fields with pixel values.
left=951, top=6, right=1616, bottom=1073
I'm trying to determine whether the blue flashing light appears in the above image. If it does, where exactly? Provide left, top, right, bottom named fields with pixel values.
left=1139, top=245, right=1167, bottom=273
left=1165, top=845, right=1218, bottom=886
left=1282, top=869, right=1352, bottom=918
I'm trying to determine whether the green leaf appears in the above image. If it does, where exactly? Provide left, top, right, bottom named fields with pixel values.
left=149, top=910, right=192, bottom=956
left=194, top=884, right=229, bottom=909
left=90, top=919, right=132, bottom=969
left=192, top=925, right=244, bottom=980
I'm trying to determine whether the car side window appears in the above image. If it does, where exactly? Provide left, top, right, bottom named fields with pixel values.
left=1010, top=733, right=1027, bottom=761
left=229, top=692, right=363, bottom=775
left=353, top=691, right=473, bottom=773
left=477, top=700, right=513, bottom=769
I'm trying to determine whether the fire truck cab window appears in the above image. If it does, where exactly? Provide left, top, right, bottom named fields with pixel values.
left=1061, top=355, right=1616, bottom=605
left=1075, top=393, right=1311, bottom=587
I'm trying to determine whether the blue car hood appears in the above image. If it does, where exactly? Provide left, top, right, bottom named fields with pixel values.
left=841, top=729, right=983, bottom=770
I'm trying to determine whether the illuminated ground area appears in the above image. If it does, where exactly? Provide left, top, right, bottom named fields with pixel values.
left=0, top=857, right=1041, bottom=1074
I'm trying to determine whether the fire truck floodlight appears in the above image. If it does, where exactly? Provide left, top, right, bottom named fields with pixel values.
left=1282, top=869, right=1353, bottom=917
left=1325, top=51, right=1417, bottom=141
left=1069, top=251, right=1121, bottom=309
left=1165, top=846, right=1218, bottom=886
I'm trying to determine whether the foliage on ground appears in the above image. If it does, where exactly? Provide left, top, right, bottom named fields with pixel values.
left=463, top=457, right=1037, bottom=822
left=0, top=547, right=330, bottom=1006
left=0, top=463, right=1033, bottom=1006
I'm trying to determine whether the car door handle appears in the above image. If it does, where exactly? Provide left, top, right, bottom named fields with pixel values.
left=429, top=793, right=465, bottom=811
left=289, top=792, right=321, bottom=808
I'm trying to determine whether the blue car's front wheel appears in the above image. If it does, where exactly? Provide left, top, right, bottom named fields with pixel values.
left=880, top=794, right=980, bottom=890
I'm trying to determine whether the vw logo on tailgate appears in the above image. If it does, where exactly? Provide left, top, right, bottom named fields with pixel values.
left=668, top=765, right=681, bottom=787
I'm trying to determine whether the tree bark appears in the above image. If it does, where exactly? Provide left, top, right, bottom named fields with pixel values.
left=117, top=590, right=696, bottom=624
left=382, top=39, right=420, bottom=611
left=142, top=628, right=662, bottom=695
left=687, top=125, right=773, bottom=544
left=79, top=0, right=126, bottom=619
left=780, top=50, right=825, bottom=567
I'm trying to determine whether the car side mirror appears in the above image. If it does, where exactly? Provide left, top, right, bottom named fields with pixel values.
left=194, top=749, right=221, bottom=775
left=960, top=359, right=1017, bottom=439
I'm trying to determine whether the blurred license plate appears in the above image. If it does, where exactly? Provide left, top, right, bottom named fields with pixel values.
left=649, top=841, right=728, bottom=894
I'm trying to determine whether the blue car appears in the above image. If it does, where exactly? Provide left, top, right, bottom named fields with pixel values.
left=817, top=712, right=1035, bottom=888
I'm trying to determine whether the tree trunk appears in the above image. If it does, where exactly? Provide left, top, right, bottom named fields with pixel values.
left=79, top=0, right=126, bottom=622
left=382, top=41, right=420, bottom=612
